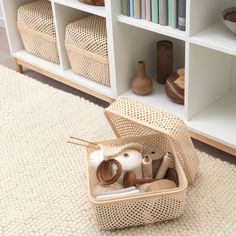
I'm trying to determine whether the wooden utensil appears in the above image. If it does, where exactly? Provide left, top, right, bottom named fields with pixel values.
left=123, top=171, right=156, bottom=188
left=96, top=159, right=122, bottom=185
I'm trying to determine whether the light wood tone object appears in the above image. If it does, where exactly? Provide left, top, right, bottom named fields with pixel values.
left=1, top=0, right=236, bottom=155
left=84, top=97, right=199, bottom=229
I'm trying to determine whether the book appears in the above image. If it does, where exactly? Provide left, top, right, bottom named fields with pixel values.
left=130, top=0, right=134, bottom=17
left=126, top=0, right=131, bottom=17
left=172, top=0, right=178, bottom=28
left=134, top=0, right=141, bottom=19
left=168, top=0, right=172, bottom=26
left=178, top=0, right=186, bottom=31
left=146, top=0, right=152, bottom=21
left=141, top=0, right=146, bottom=19
left=121, top=0, right=126, bottom=15
left=152, top=0, right=158, bottom=24
left=159, top=0, right=168, bottom=25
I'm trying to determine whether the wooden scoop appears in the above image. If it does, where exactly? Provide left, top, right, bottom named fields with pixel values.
left=123, top=171, right=156, bottom=188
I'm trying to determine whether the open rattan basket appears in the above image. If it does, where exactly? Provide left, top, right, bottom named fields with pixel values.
left=17, top=0, right=60, bottom=64
left=85, top=97, right=199, bottom=230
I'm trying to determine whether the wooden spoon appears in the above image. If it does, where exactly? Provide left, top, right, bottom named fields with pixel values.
left=123, top=171, right=156, bottom=188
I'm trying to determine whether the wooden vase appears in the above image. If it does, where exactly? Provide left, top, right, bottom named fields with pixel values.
left=80, top=0, right=105, bottom=6
left=131, top=61, right=153, bottom=96
left=156, top=40, right=173, bottom=84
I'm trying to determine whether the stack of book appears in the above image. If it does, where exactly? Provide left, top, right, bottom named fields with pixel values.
left=121, top=0, right=186, bottom=31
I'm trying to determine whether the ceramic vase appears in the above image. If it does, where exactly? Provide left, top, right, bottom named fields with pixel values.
left=131, top=61, right=153, bottom=96
left=156, top=40, right=173, bottom=84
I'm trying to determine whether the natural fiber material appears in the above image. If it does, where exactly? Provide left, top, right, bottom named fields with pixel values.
left=65, top=15, right=110, bottom=86
left=87, top=134, right=187, bottom=229
left=105, top=97, right=199, bottom=184
left=17, top=0, right=60, bottom=64
left=0, top=65, right=236, bottom=235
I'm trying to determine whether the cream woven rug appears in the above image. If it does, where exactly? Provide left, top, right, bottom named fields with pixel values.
left=0, top=65, right=235, bottom=236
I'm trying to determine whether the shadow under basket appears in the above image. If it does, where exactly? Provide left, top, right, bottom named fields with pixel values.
left=84, top=97, right=199, bottom=230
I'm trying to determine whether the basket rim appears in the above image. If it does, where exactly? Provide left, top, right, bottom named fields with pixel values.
left=85, top=134, right=188, bottom=206
left=65, top=44, right=109, bottom=64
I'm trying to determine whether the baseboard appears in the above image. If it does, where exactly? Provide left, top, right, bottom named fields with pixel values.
left=0, top=17, right=5, bottom=28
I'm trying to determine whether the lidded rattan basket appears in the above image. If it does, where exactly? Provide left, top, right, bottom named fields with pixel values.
left=65, top=15, right=110, bottom=87
left=85, top=97, right=199, bottom=230
left=17, top=0, right=60, bottom=64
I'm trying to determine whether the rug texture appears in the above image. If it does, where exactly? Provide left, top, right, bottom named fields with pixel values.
left=0, top=65, right=235, bottom=236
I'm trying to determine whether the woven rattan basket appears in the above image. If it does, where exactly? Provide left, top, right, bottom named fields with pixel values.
left=85, top=97, right=199, bottom=230
left=17, top=0, right=60, bottom=64
left=65, top=15, right=110, bottom=87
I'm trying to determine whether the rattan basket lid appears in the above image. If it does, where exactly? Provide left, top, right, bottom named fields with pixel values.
left=104, top=97, right=199, bottom=184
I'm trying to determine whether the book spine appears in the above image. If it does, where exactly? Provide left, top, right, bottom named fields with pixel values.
left=178, top=0, right=186, bottom=31
left=142, top=0, right=146, bottom=19
left=168, top=0, right=172, bottom=26
left=121, top=0, right=126, bottom=15
left=159, top=0, right=168, bottom=25
left=130, top=0, right=134, bottom=17
left=152, top=0, right=158, bottom=24
left=146, top=0, right=152, bottom=21
left=126, top=0, right=131, bottom=16
left=134, top=0, right=141, bottom=19
left=172, top=0, right=178, bottom=28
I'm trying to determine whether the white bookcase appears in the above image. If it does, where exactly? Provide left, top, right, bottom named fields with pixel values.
left=1, top=0, right=236, bottom=155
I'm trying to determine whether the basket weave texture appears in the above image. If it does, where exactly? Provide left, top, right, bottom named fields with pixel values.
left=85, top=97, right=198, bottom=230
left=86, top=134, right=187, bottom=230
left=105, top=97, right=199, bottom=184
left=65, top=15, right=110, bottom=87
left=17, top=0, right=60, bottom=64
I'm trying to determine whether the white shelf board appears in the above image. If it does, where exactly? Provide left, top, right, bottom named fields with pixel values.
left=187, top=92, right=236, bottom=149
left=190, top=22, right=236, bottom=56
left=13, top=50, right=62, bottom=75
left=13, top=50, right=113, bottom=97
left=52, top=0, right=106, bottom=18
left=121, top=82, right=185, bottom=120
left=117, top=15, right=187, bottom=41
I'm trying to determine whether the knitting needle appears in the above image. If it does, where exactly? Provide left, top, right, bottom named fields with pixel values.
left=67, top=140, right=90, bottom=148
left=69, top=136, right=97, bottom=146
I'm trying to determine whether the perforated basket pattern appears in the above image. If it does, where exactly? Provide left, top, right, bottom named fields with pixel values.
left=86, top=134, right=187, bottom=230
left=17, top=0, right=59, bottom=64
left=65, top=15, right=110, bottom=87
left=95, top=191, right=185, bottom=229
left=104, top=97, right=199, bottom=184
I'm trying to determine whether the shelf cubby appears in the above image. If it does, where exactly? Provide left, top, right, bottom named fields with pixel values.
left=114, top=23, right=186, bottom=118
left=187, top=43, right=236, bottom=149
left=189, top=0, right=236, bottom=36
left=52, top=0, right=106, bottom=18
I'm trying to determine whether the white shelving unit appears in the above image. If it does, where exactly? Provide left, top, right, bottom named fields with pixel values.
left=1, top=0, right=236, bottom=155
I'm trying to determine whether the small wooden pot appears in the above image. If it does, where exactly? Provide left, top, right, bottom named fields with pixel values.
left=131, top=61, right=153, bottom=96
left=80, top=0, right=105, bottom=6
